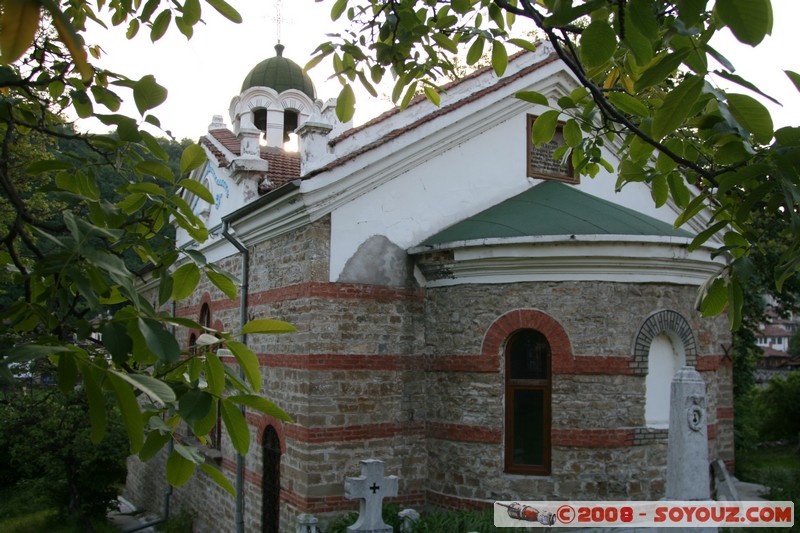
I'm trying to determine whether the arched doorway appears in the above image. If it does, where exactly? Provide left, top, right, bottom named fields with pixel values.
left=261, top=426, right=281, bottom=533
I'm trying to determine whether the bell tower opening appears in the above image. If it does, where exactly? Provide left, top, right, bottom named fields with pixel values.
left=283, top=110, right=298, bottom=142
left=254, top=108, right=268, bottom=133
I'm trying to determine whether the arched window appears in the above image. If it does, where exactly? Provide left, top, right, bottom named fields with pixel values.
left=505, top=329, right=551, bottom=475
left=645, top=333, right=686, bottom=427
left=200, top=303, right=211, bottom=330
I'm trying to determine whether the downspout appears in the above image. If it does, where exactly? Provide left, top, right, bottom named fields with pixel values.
left=221, top=220, right=249, bottom=533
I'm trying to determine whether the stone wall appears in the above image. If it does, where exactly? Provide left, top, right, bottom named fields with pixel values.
left=421, top=281, right=733, bottom=505
left=125, top=222, right=735, bottom=531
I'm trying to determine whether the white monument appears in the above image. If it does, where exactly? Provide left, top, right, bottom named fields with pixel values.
left=666, top=366, right=710, bottom=500
left=344, top=459, right=399, bottom=533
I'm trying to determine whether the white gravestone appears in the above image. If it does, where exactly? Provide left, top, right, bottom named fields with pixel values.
left=666, top=366, right=710, bottom=500
left=344, top=459, right=399, bottom=533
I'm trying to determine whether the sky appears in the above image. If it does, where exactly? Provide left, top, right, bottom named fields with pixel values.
left=81, top=0, right=800, bottom=141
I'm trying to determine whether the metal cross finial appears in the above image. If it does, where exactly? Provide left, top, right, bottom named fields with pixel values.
left=275, top=0, right=282, bottom=44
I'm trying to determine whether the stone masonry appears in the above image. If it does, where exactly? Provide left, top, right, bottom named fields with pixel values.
left=125, top=216, right=734, bottom=532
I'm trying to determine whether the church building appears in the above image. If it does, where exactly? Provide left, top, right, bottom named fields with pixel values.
left=125, top=42, right=734, bottom=532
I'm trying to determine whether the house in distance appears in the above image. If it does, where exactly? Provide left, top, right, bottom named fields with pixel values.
left=125, top=42, right=734, bottom=532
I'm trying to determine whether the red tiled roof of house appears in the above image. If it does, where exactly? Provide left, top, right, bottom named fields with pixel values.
left=200, top=129, right=301, bottom=192
left=761, top=347, right=790, bottom=358
left=758, top=325, right=793, bottom=338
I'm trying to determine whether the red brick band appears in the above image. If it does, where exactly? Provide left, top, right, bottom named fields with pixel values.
left=717, top=407, right=734, bottom=420
left=552, top=428, right=635, bottom=448
left=177, top=282, right=424, bottom=319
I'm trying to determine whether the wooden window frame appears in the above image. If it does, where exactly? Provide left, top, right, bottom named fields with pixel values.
left=504, top=329, right=552, bottom=476
left=526, top=114, right=578, bottom=184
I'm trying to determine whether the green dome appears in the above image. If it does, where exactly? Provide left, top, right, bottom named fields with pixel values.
left=240, top=44, right=316, bottom=99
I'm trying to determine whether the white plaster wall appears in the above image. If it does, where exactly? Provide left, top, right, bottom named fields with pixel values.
left=328, top=111, right=690, bottom=283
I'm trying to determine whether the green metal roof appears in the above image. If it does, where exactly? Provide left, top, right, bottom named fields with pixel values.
left=421, top=181, right=692, bottom=246
left=240, top=44, right=316, bottom=99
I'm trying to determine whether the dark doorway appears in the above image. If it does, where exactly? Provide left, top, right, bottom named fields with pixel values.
left=261, top=426, right=281, bottom=533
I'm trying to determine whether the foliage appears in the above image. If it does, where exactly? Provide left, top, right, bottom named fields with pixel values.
left=0, top=484, right=120, bottom=533
left=758, top=371, right=800, bottom=441
left=736, top=443, right=800, bottom=532
left=155, top=509, right=194, bottom=533
left=0, top=384, right=128, bottom=528
left=313, top=0, right=800, bottom=329
left=0, top=0, right=294, bottom=495
left=326, top=504, right=527, bottom=533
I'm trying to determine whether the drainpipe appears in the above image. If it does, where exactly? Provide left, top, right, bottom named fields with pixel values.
left=221, top=220, right=249, bottom=533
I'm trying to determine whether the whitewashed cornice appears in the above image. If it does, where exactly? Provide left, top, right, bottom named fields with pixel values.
left=412, top=235, right=725, bottom=287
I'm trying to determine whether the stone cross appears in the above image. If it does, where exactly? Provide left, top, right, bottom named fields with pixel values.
left=666, top=366, right=711, bottom=501
left=344, top=459, right=399, bottom=533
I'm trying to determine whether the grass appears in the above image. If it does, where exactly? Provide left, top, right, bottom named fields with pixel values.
left=325, top=503, right=530, bottom=533
left=734, top=443, right=800, bottom=532
left=0, top=484, right=118, bottom=533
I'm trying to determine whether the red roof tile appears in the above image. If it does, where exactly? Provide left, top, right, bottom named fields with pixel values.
left=201, top=129, right=301, bottom=192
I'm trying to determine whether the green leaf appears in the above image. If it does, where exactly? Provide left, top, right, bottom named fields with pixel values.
left=491, top=41, right=508, bottom=77
left=172, top=262, right=201, bottom=300
left=135, top=160, right=173, bottom=182
left=579, top=21, right=617, bottom=68
left=700, top=277, right=728, bottom=317
left=138, top=318, right=181, bottom=364
left=80, top=363, right=107, bottom=443
left=607, top=92, right=650, bottom=117
left=507, top=38, right=537, bottom=53
left=516, top=91, right=548, bottom=106
left=330, top=0, right=348, bottom=20
left=199, top=464, right=235, bottom=496
left=206, top=270, right=237, bottom=300
left=689, top=220, right=728, bottom=251
left=652, top=75, right=704, bottom=140
left=109, top=373, right=145, bottom=454
left=228, top=394, right=292, bottom=422
left=562, top=119, right=582, bottom=148
left=785, top=70, right=800, bottom=94
left=220, top=397, right=249, bottom=455
left=182, top=0, right=201, bottom=25
left=466, top=35, right=485, bottom=65
left=635, top=50, right=690, bottom=91
left=423, top=86, right=440, bottom=107
left=225, top=341, right=261, bottom=390
left=531, top=110, right=560, bottom=146
left=133, top=75, right=168, bottom=115
left=149, top=9, right=172, bottom=42
left=101, top=322, right=133, bottom=365
left=166, top=448, right=197, bottom=487
left=667, top=172, right=692, bottom=208
left=180, top=144, right=207, bottom=175
left=674, top=193, right=708, bottom=228
left=110, top=370, right=177, bottom=406
left=178, top=389, right=213, bottom=423
left=205, top=351, right=225, bottom=397
left=432, top=33, right=458, bottom=54
left=651, top=174, right=668, bottom=207
left=241, top=318, right=297, bottom=335
left=0, top=0, right=41, bottom=65
left=726, top=93, right=774, bottom=145
left=715, top=0, right=772, bottom=46
left=335, top=83, right=355, bottom=122
left=139, top=430, right=171, bottom=462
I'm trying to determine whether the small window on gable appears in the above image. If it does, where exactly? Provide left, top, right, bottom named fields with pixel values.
left=505, top=329, right=552, bottom=475
left=526, top=114, right=578, bottom=184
